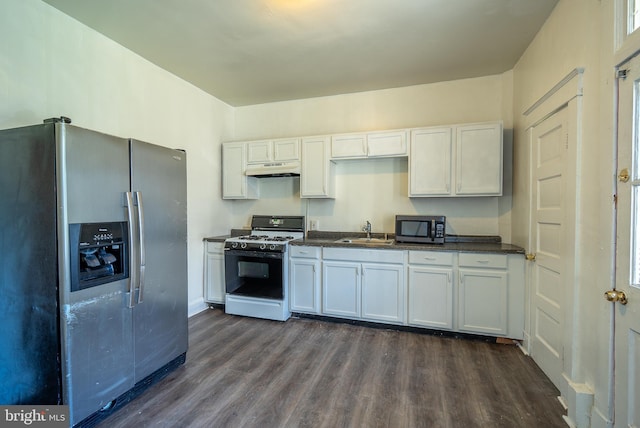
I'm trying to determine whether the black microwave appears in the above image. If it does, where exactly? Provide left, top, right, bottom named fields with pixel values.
left=395, top=215, right=446, bottom=244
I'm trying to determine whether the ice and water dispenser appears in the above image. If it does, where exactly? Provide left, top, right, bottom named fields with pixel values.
left=69, top=222, right=129, bottom=292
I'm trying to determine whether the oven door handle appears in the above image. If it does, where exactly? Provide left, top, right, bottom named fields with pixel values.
left=224, top=248, right=284, bottom=259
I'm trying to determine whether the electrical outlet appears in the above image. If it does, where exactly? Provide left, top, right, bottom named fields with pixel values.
left=310, top=220, right=319, bottom=231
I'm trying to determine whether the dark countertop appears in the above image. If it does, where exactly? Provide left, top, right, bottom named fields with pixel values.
left=203, top=229, right=249, bottom=242
left=205, top=230, right=525, bottom=255
left=292, top=238, right=524, bottom=254
left=204, top=235, right=230, bottom=243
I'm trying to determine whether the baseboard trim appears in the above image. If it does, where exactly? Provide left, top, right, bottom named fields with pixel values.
left=188, top=298, right=208, bottom=317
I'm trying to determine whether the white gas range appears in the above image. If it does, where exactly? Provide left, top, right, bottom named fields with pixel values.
left=224, top=215, right=305, bottom=321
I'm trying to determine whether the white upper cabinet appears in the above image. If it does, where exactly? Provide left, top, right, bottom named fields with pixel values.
left=366, top=130, right=408, bottom=157
left=246, top=140, right=272, bottom=163
left=331, top=130, right=407, bottom=159
left=409, top=122, right=502, bottom=197
left=223, top=121, right=502, bottom=200
left=301, top=136, right=335, bottom=198
left=455, top=123, right=502, bottom=195
left=409, top=127, right=452, bottom=196
left=247, top=138, right=300, bottom=164
left=331, top=133, right=367, bottom=158
left=222, top=142, right=258, bottom=199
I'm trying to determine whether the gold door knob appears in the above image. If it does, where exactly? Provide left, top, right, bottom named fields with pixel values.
left=604, top=289, right=628, bottom=305
left=619, top=168, right=630, bottom=183
left=526, top=253, right=536, bottom=261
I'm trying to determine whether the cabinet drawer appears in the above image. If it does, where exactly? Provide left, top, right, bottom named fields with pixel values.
left=206, top=241, right=224, bottom=253
left=408, top=251, right=454, bottom=266
left=290, top=246, right=321, bottom=259
left=323, top=247, right=404, bottom=264
left=458, top=253, right=507, bottom=269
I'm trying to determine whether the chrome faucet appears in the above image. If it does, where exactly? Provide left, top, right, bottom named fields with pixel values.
left=363, top=220, right=372, bottom=239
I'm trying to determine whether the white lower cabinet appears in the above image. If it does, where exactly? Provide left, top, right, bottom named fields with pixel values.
left=204, top=241, right=225, bottom=303
left=458, top=269, right=508, bottom=335
left=322, top=260, right=361, bottom=317
left=322, top=248, right=405, bottom=324
left=361, top=263, right=404, bottom=323
left=289, top=246, right=322, bottom=314
left=407, top=251, right=455, bottom=330
left=457, top=253, right=509, bottom=336
left=291, top=246, right=524, bottom=339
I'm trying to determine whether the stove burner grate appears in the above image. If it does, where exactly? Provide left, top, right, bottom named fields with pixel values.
left=235, top=235, right=295, bottom=242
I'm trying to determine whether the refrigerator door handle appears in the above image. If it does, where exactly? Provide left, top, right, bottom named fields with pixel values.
left=125, top=192, right=137, bottom=308
left=135, top=191, right=146, bottom=303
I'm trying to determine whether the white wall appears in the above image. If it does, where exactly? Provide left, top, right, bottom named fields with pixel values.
left=512, top=0, right=614, bottom=425
left=232, top=74, right=514, bottom=239
left=0, top=0, right=235, bottom=316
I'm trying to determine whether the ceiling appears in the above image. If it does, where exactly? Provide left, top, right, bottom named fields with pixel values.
left=42, top=0, right=558, bottom=107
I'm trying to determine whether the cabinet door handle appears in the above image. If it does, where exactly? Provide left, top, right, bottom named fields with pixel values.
left=447, top=272, right=451, bottom=283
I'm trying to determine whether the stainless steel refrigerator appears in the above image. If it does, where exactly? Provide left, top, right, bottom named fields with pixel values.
left=0, top=119, right=188, bottom=426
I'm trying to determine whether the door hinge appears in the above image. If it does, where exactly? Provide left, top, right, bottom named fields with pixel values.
left=617, top=69, right=629, bottom=79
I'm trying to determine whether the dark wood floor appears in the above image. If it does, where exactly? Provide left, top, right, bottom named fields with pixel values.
left=97, top=308, right=567, bottom=428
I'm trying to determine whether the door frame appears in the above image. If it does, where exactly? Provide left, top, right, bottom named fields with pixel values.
left=523, top=68, right=595, bottom=426
left=613, top=52, right=640, bottom=428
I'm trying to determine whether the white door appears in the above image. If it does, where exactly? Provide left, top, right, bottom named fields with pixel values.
left=614, top=55, right=640, bottom=428
left=529, top=107, right=568, bottom=390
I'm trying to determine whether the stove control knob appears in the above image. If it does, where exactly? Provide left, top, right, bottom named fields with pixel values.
left=231, top=242, right=238, bottom=249
left=270, top=244, right=276, bottom=250
left=241, top=242, right=247, bottom=249
left=260, top=243, right=267, bottom=250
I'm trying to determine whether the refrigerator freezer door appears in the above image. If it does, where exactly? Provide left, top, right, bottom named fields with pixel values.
left=130, top=139, right=188, bottom=382
left=58, top=125, right=135, bottom=425
left=63, top=125, right=130, bottom=224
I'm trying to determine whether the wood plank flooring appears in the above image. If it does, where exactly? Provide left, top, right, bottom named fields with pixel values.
left=97, top=309, right=566, bottom=428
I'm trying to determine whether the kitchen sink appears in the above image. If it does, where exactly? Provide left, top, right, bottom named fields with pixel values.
left=334, top=237, right=395, bottom=245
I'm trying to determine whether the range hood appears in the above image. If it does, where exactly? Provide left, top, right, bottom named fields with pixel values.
left=245, top=162, right=301, bottom=178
